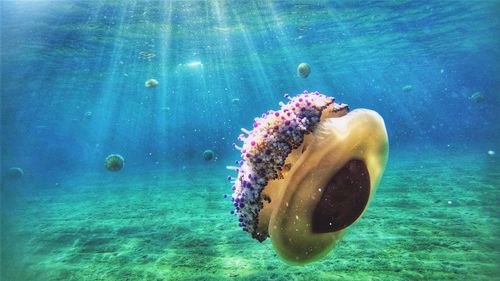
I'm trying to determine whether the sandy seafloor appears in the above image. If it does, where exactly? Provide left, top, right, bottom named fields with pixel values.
left=1, top=147, right=499, bottom=281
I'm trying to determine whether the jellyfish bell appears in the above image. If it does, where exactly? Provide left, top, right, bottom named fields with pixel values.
left=105, top=154, right=124, bottom=172
left=7, top=167, right=24, bottom=179
left=469, top=91, right=484, bottom=103
left=402, top=85, right=413, bottom=92
left=139, top=51, right=156, bottom=60
left=297, top=63, right=311, bottom=78
left=145, top=79, right=159, bottom=88
left=203, top=150, right=214, bottom=161
left=228, top=91, right=388, bottom=264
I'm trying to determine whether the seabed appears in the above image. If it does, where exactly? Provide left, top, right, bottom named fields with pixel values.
left=1, top=148, right=499, bottom=281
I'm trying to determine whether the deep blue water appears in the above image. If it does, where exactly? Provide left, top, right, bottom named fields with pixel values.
left=1, top=1, right=499, bottom=182
left=1, top=1, right=500, bottom=280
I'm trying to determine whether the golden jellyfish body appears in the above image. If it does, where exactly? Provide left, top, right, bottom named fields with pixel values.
left=229, top=91, right=388, bottom=264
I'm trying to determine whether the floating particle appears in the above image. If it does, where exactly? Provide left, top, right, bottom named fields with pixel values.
left=84, top=111, right=93, bottom=119
left=105, top=154, right=124, bottom=171
left=232, top=98, right=240, bottom=105
left=297, top=63, right=311, bottom=78
left=145, top=79, right=159, bottom=88
left=203, top=150, right=214, bottom=161
left=487, top=150, right=495, bottom=156
left=160, top=106, right=171, bottom=112
left=402, top=85, right=413, bottom=92
left=7, top=167, right=23, bottom=179
left=469, top=92, right=484, bottom=103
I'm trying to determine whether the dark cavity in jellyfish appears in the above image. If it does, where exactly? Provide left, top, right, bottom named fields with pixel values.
left=312, top=159, right=371, bottom=233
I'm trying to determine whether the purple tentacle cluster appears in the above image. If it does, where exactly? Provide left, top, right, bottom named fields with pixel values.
left=227, top=90, right=339, bottom=241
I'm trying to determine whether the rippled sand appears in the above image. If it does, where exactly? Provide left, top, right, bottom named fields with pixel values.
left=1, top=148, right=499, bottom=280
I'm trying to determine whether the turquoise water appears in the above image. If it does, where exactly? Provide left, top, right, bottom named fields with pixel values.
left=1, top=1, right=499, bottom=280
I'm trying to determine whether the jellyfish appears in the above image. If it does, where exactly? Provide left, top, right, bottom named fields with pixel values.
left=402, top=85, right=413, bottom=92
left=145, top=79, right=159, bottom=88
left=297, top=63, right=311, bottom=78
left=469, top=92, right=484, bottom=103
left=7, top=167, right=24, bottom=179
left=203, top=150, right=214, bottom=161
left=227, top=91, right=389, bottom=264
left=139, top=51, right=156, bottom=60
left=105, top=154, right=124, bottom=171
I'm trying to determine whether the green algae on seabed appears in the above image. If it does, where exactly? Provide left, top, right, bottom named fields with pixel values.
left=1, top=149, right=499, bottom=280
